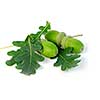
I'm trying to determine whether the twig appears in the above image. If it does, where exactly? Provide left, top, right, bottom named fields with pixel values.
left=0, top=45, right=13, bottom=50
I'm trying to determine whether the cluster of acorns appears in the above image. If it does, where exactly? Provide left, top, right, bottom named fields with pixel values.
left=41, top=30, right=84, bottom=58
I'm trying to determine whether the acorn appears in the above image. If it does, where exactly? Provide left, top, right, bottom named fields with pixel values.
left=61, top=36, right=84, bottom=53
left=45, top=30, right=66, bottom=45
left=41, top=40, right=58, bottom=58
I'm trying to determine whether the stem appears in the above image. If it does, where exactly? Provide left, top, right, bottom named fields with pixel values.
left=0, top=45, right=13, bottom=50
left=71, top=34, right=83, bottom=37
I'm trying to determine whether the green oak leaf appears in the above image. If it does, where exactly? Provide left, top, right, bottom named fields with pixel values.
left=6, top=36, right=44, bottom=75
left=6, top=21, right=51, bottom=75
left=54, top=47, right=81, bottom=71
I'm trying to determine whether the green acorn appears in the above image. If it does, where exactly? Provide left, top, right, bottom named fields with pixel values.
left=61, top=36, right=84, bottom=53
left=45, top=30, right=66, bottom=45
left=41, top=40, right=58, bottom=58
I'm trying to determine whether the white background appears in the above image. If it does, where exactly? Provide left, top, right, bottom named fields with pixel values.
left=0, top=0, right=100, bottom=100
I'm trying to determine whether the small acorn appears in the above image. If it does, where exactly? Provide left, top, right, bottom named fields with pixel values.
left=45, top=30, right=66, bottom=45
left=61, top=36, right=84, bottom=53
left=41, top=40, right=58, bottom=58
